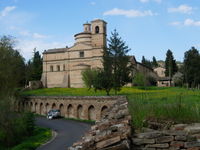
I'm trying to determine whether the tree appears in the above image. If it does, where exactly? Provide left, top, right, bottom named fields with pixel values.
left=172, top=72, right=183, bottom=87
left=133, top=72, right=147, bottom=86
left=0, top=35, right=35, bottom=148
left=183, top=47, right=200, bottom=88
left=165, top=50, right=178, bottom=81
left=93, top=70, right=113, bottom=95
left=152, top=56, right=158, bottom=68
left=0, top=36, right=26, bottom=92
left=107, top=29, right=132, bottom=94
left=141, top=56, right=152, bottom=69
left=25, top=48, right=42, bottom=83
left=82, top=68, right=99, bottom=90
left=32, top=48, right=42, bottom=80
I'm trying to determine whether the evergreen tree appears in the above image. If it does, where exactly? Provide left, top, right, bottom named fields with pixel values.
left=183, top=47, right=200, bottom=88
left=142, top=56, right=146, bottom=64
left=141, top=56, right=152, bottom=68
left=152, top=56, right=158, bottom=68
left=32, top=48, right=42, bottom=80
left=0, top=36, right=26, bottom=91
left=25, top=48, right=42, bottom=83
left=93, top=30, right=132, bottom=95
left=165, top=49, right=178, bottom=78
left=107, top=29, right=132, bottom=94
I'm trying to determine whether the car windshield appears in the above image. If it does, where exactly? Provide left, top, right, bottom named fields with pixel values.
left=48, top=109, right=60, bottom=113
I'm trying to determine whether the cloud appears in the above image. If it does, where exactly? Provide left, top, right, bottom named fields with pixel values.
left=90, top=2, right=96, bottom=5
left=168, top=4, right=193, bottom=14
left=19, top=30, right=31, bottom=36
left=170, top=19, right=200, bottom=27
left=103, top=8, right=156, bottom=18
left=18, top=30, right=49, bottom=39
left=184, top=19, right=200, bottom=26
left=0, top=6, right=16, bottom=17
left=33, top=33, right=49, bottom=39
left=170, top=21, right=181, bottom=26
left=139, top=0, right=161, bottom=3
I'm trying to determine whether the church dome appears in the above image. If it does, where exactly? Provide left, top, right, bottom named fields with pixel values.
left=74, top=32, right=92, bottom=44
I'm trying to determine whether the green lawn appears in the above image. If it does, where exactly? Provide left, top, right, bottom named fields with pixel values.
left=21, top=87, right=200, bottom=129
left=10, top=127, right=52, bottom=150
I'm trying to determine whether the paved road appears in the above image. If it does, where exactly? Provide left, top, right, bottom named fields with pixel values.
left=36, top=117, right=91, bottom=150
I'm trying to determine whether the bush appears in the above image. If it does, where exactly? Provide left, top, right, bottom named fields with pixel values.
left=173, top=72, right=183, bottom=87
left=0, top=111, right=35, bottom=148
left=133, top=72, right=147, bottom=86
left=81, top=68, right=99, bottom=89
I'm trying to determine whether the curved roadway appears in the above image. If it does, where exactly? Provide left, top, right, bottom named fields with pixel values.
left=36, top=116, right=91, bottom=150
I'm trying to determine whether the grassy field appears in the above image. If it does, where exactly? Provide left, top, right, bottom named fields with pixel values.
left=22, top=87, right=200, bottom=128
left=10, top=127, right=52, bottom=150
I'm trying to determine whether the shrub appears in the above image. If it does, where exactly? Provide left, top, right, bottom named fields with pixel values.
left=133, top=72, right=147, bottom=86
left=81, top=68, right=99, bottom=90
left=173, top=72, right=183, bottom=87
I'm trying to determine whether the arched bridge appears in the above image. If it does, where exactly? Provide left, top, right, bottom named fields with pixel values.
left=17, top=96, right=121, bottom=121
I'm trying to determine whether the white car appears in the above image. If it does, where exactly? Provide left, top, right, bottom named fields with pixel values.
left=47, top=109, right=61, bottom=119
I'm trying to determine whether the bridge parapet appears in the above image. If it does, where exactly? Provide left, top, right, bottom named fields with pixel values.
left=17, top=96, right=125, bottom=121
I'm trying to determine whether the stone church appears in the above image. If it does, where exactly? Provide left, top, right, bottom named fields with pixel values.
left=41, top=19, right=157, bottom=88
left=41, top=19, right=107, bottom=88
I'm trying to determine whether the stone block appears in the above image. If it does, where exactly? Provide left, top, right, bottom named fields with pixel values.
left=136, top=131, right=162, bottom=139
left=96, top=136, right=121, bottom=149
left=146, top=143, right=169, bottom=148
left=185, top=142, right=200, bottom=148
left=175, top=135, right=187, bottom=141
left=171, top=124, right=187, bottom=131
left=132, top=138, right=155, bottom=145
left=163, top=130, right=187, bottom=136
left=170, top=141, right=184, bottom=148
left=101, top=140, right=130, bottom=150
left=187, top=147, right=200, bottom=150
left=156, top=136, right=174, bottom=143
left=185, top=124, right=200, bottom=134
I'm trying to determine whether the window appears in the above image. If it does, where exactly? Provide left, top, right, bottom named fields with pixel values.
left=50, top=66, right=53, bottom=72
left=95, top=26, right=99, bottom=33
left=79, top=51, right=84, bottom=58
left=63, top=64, right=65, bottom=71
left=57, top=65, right=60, bottom=71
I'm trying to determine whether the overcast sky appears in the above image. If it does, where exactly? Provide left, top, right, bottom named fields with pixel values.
left=0, top=0, right=200, bottom=62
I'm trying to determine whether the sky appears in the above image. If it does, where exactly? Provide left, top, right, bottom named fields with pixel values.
left=0, top=0, right=200, bottom=62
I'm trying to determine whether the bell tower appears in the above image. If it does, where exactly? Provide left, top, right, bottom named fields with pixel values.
left=91, top=19, right=107, bottom=48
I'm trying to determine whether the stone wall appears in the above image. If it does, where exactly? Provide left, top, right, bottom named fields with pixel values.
left=68, top=97, right=200, bottom=150
left=17, top=96, right=121, bottom=121
left=68, top=96, right=132, bottom=150
left=133, top=123, right=200, bottom=149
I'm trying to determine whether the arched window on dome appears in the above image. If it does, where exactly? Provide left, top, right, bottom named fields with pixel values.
left=95, top=26, right=99, bottom=33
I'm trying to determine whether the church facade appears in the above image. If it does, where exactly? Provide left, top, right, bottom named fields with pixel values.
left=41, top=19, right=107, bottom=88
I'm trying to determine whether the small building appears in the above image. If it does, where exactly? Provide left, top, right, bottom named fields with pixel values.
left=157, top=77, right=173, bottom=87
left=154, top=67, right=173, bottom=87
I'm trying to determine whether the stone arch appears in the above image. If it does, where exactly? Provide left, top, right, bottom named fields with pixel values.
left=88, top=105, right=95, bottom=120
left=59, top=104, right=64, bottom=117
left=77, top=105, right=83, bottom=119
left=35, top=102, right=38, bottom=113
left=39, top=103, right=43, bottom=115
left=67, top=104, right=74, bottom=118
left=52, top=103, right=56, bottom=109
left=25, top=102, right=29, bottom=111
left=95, top=26, right=99, bottom=33
left=22, top=102, right=25, bottom=112
left=30, top=102, right=33, bottom=112
left=101, top=105, right=108, bottom=118
left=45, top=103, right=50, bottom=114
